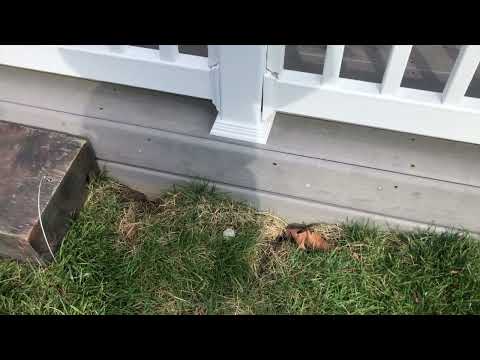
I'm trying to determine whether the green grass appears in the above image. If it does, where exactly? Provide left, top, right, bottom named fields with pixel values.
left=1, top=175, right=479, bottom=314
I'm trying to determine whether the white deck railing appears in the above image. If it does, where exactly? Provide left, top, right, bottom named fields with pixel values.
left=263, top=45, right=480, bottom=145
left=0, top=45, right=212, bottom=99
left=0, top=45, right=479, bottom=145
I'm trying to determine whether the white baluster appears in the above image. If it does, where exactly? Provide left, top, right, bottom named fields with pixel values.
left=381, top=45, right=413, bottom=94
left=322, top=45, right=345, bottom=84
left=443, top=45, right=480, bottom=104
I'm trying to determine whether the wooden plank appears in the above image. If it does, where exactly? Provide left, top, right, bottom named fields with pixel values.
left=3, top=101, right=480, bottom=233
left=1, top=65, right=480, bottom=188
left=0, top=45, right=212, bottom=99
left=442, top=45, right=480, bottom=104
left=100, top=160, right=480, bottom=238
left=0, top=121, right=98, bottom=263
left=381, top=45, right=412, bottom=94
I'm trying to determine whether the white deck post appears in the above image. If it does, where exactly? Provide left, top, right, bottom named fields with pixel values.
left=210, top=45, right=274, bottom=144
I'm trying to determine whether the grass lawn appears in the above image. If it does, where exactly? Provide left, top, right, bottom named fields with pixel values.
left=1, top=175, right=479, bottom=315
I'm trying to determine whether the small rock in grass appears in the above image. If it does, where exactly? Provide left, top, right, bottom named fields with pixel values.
left=223, top=228, right=236, bottom=238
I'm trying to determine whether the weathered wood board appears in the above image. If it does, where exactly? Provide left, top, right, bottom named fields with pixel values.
left=0, top=120, right=98, bottom=263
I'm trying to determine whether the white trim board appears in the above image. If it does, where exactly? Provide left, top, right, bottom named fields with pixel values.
left=0, top=45, right=212, bottom=99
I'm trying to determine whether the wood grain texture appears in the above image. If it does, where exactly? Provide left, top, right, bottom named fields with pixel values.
left=0, top=121, right=98, bottom=263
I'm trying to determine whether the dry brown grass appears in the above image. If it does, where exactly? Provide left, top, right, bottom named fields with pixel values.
left=91, top=179, right=346, bottom=261
left=117, top=202, right=144, bottom=252
left=251, top=213, right=345, bottom=279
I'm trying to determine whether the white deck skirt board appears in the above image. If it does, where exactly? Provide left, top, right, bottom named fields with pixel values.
left=1, top=65, right=480, bottom=188
left=0, top=45, right=212, bottom=99
left=2, top=100, right=480, bottom=233
left=100, top=160, right=479, bottom=238
left=270, top=70, right=480, bottom=145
